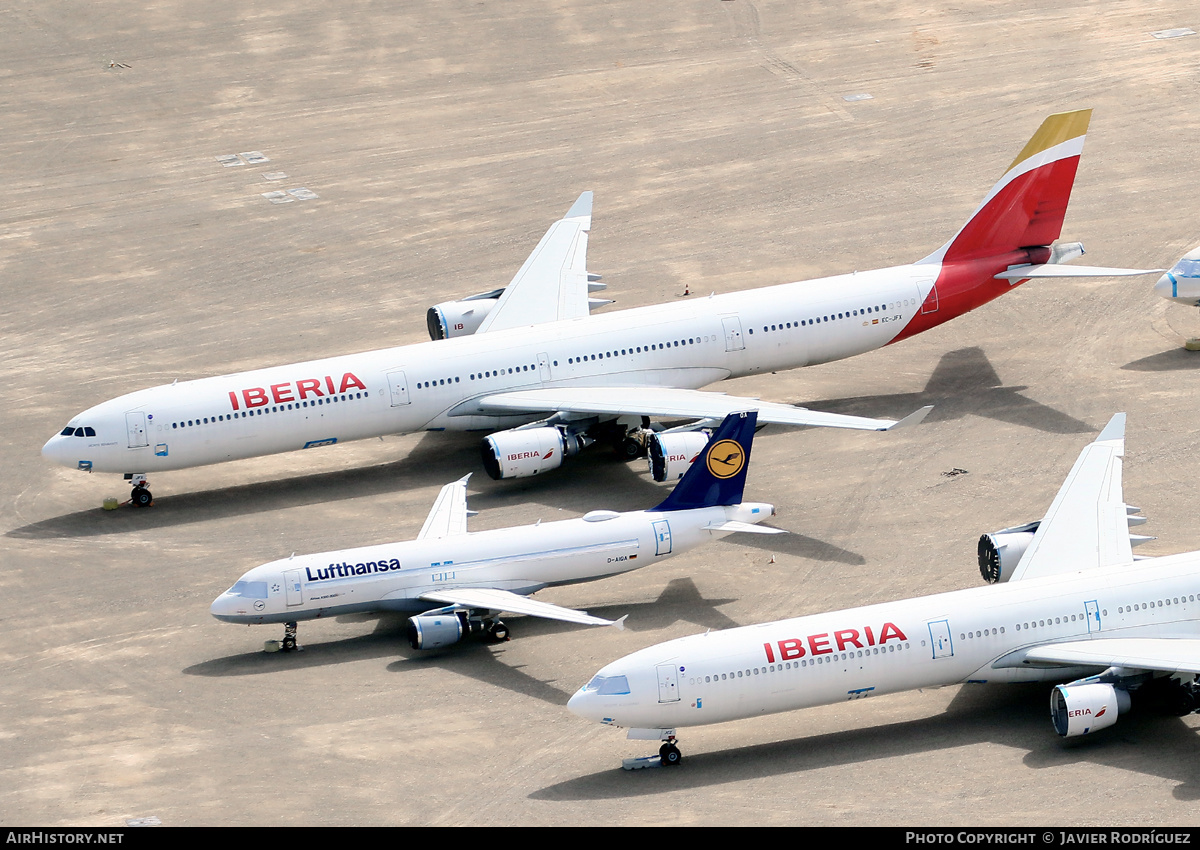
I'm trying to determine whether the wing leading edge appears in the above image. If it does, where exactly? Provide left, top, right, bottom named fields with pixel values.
left=419, top=586, right=624, bottom=628
left=1009, top=413, right=1133, bottom=582
left=996, top=638, right=1200, bottom=676
left=475, top=192, right=594, bottom=334
left=470, top=386, right=932, bottom=432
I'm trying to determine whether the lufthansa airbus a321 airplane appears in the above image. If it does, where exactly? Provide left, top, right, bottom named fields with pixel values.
left=211, top=412, right=781, bottom=652
left=569, top=415, right=1200, bottom=767
left=43, top=109, right=1153, bottom=505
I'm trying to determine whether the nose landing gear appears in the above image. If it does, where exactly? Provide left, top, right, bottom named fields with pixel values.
left=124, top=474, right=153, bottom=507
left=658, top=737, right=682, bottom=766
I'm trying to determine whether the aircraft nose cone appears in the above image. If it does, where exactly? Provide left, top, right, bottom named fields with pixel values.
left=41, top=435, right=66, bottom=466
left=1154, top=272, right=1175, bottom=300
left=566, top=689, right=588, bottom=718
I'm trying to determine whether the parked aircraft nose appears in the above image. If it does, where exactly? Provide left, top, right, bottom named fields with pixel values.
left=1154, top=272, right=1176, bottom=300
left=41, top=434, right=70, bottom=468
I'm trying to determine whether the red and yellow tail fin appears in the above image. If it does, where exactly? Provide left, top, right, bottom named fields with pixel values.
left=921, top=109, right=1092, bottom=264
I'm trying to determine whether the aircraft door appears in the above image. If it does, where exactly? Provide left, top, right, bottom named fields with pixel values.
left=652, top=519, right=672, bottom=555
left=722, top=316, right=745, bottom=352
left=656, top=663, right=681, bottom=703
left=125, top=411, right=148, bottom=448
left=537, top=352, right=552, bottom=382
left=386, top=371, right=411, bottom=406
left=284, top=570, right=304, bottom=607
left=1085, top=600, right=1101, bottom=632
left=927, top=619, right=954, bottom=659
left=919, top=278, right=939, bottom=314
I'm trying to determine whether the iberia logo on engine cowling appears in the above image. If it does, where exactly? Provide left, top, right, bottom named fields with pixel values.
left=705, top=439, right=745, bottom=479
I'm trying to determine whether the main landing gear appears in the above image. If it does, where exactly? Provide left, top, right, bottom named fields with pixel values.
left=486, top=619, right=510, bottom=643
left=125, top=473, right=153, bottom=507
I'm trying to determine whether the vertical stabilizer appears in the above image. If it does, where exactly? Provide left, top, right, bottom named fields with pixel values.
left=920, top=109, right=1091, bottom=265
left=651, top=412, right=758, bottom=512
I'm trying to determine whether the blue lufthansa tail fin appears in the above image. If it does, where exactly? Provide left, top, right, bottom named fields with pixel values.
left=650, top=412, right=757, bottom=512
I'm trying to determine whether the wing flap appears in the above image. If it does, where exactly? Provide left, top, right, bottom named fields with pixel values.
left=419, top=586, right=620, bottom=627
left=471, top=386, right=931, bottom=432
left=475, top=192, right=593, bottom=333
left=1009, top=413, right=1133, bottom=582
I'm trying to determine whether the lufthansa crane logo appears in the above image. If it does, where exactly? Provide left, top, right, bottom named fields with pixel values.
left=705, top=440, right=745, bottom=479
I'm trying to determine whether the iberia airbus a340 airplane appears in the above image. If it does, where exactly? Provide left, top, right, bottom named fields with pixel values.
left=569, top=415, right=1200, bottom=767
left=43, top=110, right=1153, bottom=505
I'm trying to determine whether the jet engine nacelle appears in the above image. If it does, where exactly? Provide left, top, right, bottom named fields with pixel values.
left=481, top=427, right=594, bottom=480
left=1051, top=682, right=1129, bottom=737
left=426, top=289, right=504, bottom=340
left=647, top=431, right=712, bottom=482
left=977, top=521, right=1040, bottom=584
left=407, top=612, right=467, bottom=650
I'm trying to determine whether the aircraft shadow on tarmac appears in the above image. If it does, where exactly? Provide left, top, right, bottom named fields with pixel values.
left=532, top=682, right=1200, bottom=801
left=1121, top=348, right=1200, bottom=372
left=8, top=431, right=673, bottom=540
left=797, top=347, right=1093, bottom=435
left=183, top=578, right=741, bottom=707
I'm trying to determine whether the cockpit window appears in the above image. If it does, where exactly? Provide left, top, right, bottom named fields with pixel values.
left=83, top=427, right=95, bottom=437
left=228, top=580, right=268, bottom=599
left=1172, top=258, right=1200, bottom=278
left=583, top=674, right=630, bottom=695
left=60, top=427, right=75, bottom=436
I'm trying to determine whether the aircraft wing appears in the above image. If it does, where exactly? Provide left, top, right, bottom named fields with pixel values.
left=472, top=386, right=933, bottom=431
left=419, top=587, right=623, bottom=628
left=417, top=474, right=473, bottom=539
left=1012, top=638, right=1200, bottom=676
left=475, top=192, right=594, bottom=333
left=1008, top=413, right=1134, bottom=582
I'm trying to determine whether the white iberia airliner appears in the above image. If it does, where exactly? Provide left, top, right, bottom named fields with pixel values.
left=568, top=414, right=1200, bottom=767
left=42, top=110, right=1154, bottom=506
left=211, top=412, right=782, bottom=651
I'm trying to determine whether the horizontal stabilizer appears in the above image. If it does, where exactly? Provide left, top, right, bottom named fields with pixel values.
left=703, top=520, right=787, bottom=534
left=995, top=264, right=1163, bottom=280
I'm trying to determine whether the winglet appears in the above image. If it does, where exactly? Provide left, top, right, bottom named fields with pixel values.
left=612, top=615, right=627, bottom=632
left=1096, top=412, right=1126, bottom=445
left=651, top=411, right=757, bottom=512
left=881, top=405, right=933, bottom=431
left=564, top=191, right=593, bottom=227
left=417, top=474, right=473, bottom=540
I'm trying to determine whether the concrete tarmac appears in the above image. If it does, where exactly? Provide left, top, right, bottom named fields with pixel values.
left=4, top=0, right=1200, bottom=827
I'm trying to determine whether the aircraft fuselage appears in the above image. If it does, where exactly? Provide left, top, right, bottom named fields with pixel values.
left=567, top=551, right=1200, bottom=731
left=211, top=502, right=773, bottom=625
left=43, top=252, right=1033, bottom=477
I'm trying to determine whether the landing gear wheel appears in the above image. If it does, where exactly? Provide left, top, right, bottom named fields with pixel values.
left=281, top=622, right=299, bottom=652
left=487, top=620, right=510, bottom=642
left=130, top=486, right=152, bottom=508
left=659, top=742, right=682, bottom=766
left=617, top=436, right=646, bottom=460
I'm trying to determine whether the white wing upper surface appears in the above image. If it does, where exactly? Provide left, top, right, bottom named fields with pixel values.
left=419, top=586, right=621, bottom=627
left=1009, top=413, right=1133, bottom=582
left=417, top=474, right=472, bottom=540
left=475, top=192, right=594, bottom=333
left=473, top=386, right=932, bottom=431
left=1019, top=639, right=1200, bottom=675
